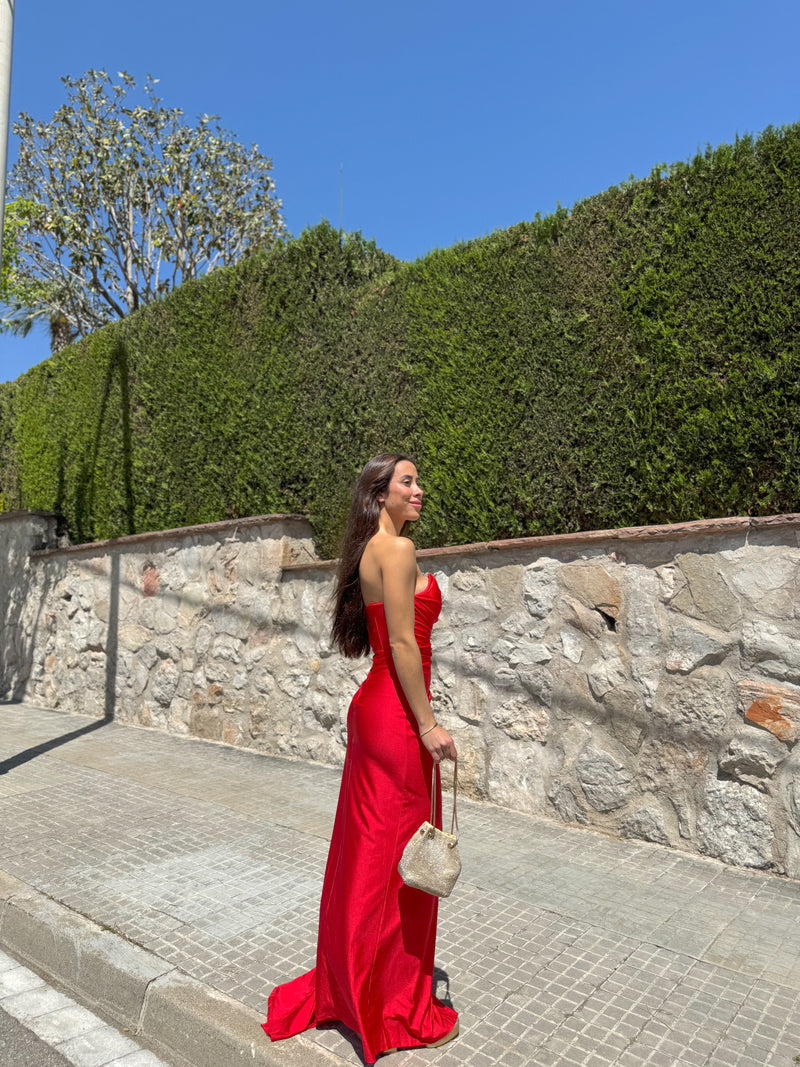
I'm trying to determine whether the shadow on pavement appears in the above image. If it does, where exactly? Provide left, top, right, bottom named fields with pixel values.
left=0, top=716, right=111, bottom=776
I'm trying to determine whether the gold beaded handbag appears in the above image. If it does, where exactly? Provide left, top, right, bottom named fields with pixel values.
left=398, top=760, right=461, bottom=898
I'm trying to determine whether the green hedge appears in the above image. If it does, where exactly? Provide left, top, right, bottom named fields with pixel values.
left=1, top=123, right=799, bottom=556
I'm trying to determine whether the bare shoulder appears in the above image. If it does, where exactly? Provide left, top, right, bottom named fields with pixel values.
left=369, top=534, right=417, bottom=571
left=386, top=535, right=416, bottom=558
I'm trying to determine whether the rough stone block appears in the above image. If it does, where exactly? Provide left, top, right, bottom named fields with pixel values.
left=621, top=806, right=671, bottom=845
left=620, top=568, right=662, bottom=651
left=559, top=595, right=605, bottom=638
left=208, top=605, right=251, bottom=640
left=141, top=564, right=160, bottom=597
left=452, top=568, right=487, bottom=592
left=781, top=754, right=800, bottom=836
left=153, top=609, right=178, bottom=635
left=493, top=666, right=518, bottom=689
left=576, top=743, right=634, bottom=812
left=740, top=621, right=800, bottom=685
left=668, top=553, right=742, bottom=628
left=653, top=668, right=732, bottom=740
left=548, top=780, right=587, bottom=824
left=586, top=656, right=627, bottom=700
left=138, top=643, right=158, bottom=670
left=697, top=779, right=773, bottom=868
left=560, top=630, right=583, bottom=663
left=151, top=659, right=180, bottom=706
left=665, top=619, right=734, bottom=673
left=637, top=740, right=708, bottom=840
left=456, top=678, right=491, bottom=725
left=497, top=638, right=552, bottom=668
left=177, top=583, right=207, bottom=624
left=118, top=625, right=152, bottom=653
left=487, top=563, right=523, bottom=608
left=560, top=562, right=621, bottom=618
left=487, top=739, right=547, bottom=813
left=500, top=608, right=547, bottom=640
left=190, top=703, right=224, bottom=740
left=516, top=667, right=553, bottom=705
left=211, top=637, right=242, bottom=663
left=310, top=692, right=338, bottom=730
left=277, top=666, right=312, bottom=699
left=784, top=824, right=800, bottom=880
left=491, top=697, right=549, bottom=741
left=605, top=685, right=647, bottom=752
left=738, top=679, right=800, bottom=743
left=726, top=551, right=799, bottom=618
left=522, top=562, right=558, bottom=619
left=449, top=594, right=494, bottom=626
left=718, top=729, right=789, bottom=790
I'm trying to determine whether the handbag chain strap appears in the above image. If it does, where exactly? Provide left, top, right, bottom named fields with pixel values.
left=429, top=758, right=458, bottom=837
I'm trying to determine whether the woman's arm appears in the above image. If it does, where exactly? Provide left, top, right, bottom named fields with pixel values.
left=379, top=537, right=457, bottom=762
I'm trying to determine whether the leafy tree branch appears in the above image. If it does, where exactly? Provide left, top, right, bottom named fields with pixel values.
left=1, top=69, right=285, bottom=351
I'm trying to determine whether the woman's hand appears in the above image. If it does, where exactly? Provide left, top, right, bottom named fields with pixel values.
left=422, top=724, right=457, bottom=763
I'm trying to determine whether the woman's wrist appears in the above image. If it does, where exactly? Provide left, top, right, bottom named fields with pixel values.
left=419, top=722, right=438, bottom=738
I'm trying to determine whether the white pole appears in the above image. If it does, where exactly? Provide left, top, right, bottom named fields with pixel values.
left=0, top=0, right=15, bottom=273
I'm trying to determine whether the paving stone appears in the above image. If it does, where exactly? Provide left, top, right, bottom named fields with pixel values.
left=27, top=1004, right=113, bottom=1044
left=0, top=948, right=22, bottom=972
left=56, top=1026, right=141, bottom=1067
left=0, top=965, right=46, bottom=997
left=112, top=1053, right=169, bottom=1067
left=0, top=983, right=73, bottom=1020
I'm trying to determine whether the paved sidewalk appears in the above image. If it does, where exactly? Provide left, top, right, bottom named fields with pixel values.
left=1, top=705, right=799, bottom=1067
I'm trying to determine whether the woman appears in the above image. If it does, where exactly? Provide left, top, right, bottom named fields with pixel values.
left=263, top=454, right=459, bottom=1062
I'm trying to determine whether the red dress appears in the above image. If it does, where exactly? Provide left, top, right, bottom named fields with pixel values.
left=263, top=573, right=458, bottom=1063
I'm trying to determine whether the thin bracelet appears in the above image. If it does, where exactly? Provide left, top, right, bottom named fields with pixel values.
left=419, top=723, right=438, bottom=738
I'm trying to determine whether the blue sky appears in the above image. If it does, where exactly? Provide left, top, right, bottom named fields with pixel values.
left=2, top=0, right=798, bottom=383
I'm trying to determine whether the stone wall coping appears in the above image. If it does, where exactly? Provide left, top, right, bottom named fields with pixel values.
left=281, top=512, right=800, bottom=573
left=13, top=508, right=800, bottom=567
left=0, top=509, right=57, bottom=523
left=28, top=513, right=312, bottom=561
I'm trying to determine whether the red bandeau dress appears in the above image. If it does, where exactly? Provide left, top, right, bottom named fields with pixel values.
left=263, top=572, right=457, bottom=1063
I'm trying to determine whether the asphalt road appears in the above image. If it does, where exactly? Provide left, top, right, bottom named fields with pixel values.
left=0, top=1003, right=72, bottom=1066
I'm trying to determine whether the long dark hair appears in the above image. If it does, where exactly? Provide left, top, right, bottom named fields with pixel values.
left=330, top=453, right=414, bottom=658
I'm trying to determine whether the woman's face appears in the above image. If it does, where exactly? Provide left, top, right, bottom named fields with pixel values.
left=380, top=461, right=423, bottom=524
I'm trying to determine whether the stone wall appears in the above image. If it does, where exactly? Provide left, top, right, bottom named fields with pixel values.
left=0, top=511, right=59, bottom=703
left=2, top=510, right=800, bottom=878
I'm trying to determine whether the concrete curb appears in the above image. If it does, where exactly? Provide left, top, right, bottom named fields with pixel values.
left=0, top=871, right=329, bottom=1067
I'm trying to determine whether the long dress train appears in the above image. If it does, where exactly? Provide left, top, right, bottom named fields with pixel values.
left=263, top=573, right=457, bottom=1063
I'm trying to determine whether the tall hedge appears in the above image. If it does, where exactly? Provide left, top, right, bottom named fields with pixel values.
left=1, top=123, right=798, bottom=556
